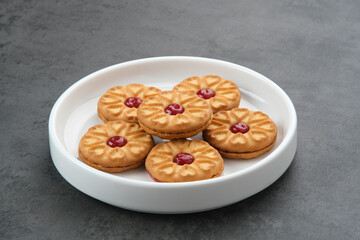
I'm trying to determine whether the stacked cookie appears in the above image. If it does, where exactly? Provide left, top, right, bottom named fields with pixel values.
left=78, top=75, right=277, bottom=182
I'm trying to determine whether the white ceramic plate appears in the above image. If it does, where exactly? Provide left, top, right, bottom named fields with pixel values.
left=49, top=56, right=297, bottom=214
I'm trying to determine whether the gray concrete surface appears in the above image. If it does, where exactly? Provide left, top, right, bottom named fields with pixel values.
left=1, top=0, right=360, bottom=239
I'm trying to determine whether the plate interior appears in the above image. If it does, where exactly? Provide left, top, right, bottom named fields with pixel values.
left=61, top=73, right=285, bottom=182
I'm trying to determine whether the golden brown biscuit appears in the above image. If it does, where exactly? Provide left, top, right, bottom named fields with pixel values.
left=137, top=91, right=213, bottom=139
left=203, top=108, right=277, bottom=159
left=97, top=84, right=161, bottom=123
left=78, top=121, right=154, bottom=172
left=146, top=139, right=224, bottom=182
left=173, top=75, right=241, bottom=113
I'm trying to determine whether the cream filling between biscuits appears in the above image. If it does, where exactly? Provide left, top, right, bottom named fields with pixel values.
left=219, top=139, right=276, bottom=154
left=79, top=151, right=143, bottom=169
left=139, top=117, right=213, bottom=136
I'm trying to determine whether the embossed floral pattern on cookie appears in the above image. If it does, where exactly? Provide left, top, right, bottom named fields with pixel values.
left=146, top=139, right=224, bottom=182
left=79, top=121, right=154, bottom=172
left=97, top=84, right=161, bottom=123
left=203, top=108, right=277, bottom=159
left=173, top=75, right=241, bottom=113
left=137, top=91, right=213, bottom=139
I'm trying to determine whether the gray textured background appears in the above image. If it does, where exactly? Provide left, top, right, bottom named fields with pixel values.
left=1, top=0, right=360, bottom=239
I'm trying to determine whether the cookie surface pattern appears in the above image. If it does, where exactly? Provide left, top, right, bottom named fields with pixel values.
left=203, top=108, right=277, bottom=158
left=173, top=75, right=241, bottom=113
left=78, top=121, right=154, bottom=172
left=137, top=91, right=213, bottom=139
left=146, top=139, right=224, bottom=182
left=97, top=84, right=161, bottom=123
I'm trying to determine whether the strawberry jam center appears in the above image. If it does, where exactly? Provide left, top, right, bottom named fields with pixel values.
left=106, top=136, right=127, bottom=148
left=124, top=97, right=142, bottom=108
left=197, top=88, right=216, bottom=99
left=173, top=153, right=194, bottom=165
left=230, top=122, right=250, bottom=134
left=164, top=103, right=184, bottom=115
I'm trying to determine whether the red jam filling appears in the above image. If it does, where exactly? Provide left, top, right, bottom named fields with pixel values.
left=173, top=153, right=194, bottom=165
left=164, top=103, right=184, bottom=115
left=124, top=97, right=142, bottom=108
left=230, top=122, right=250, bottom=134
left=196, top=88, right=216, bottom=99
left=106, top=136, right=127, bottom=148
